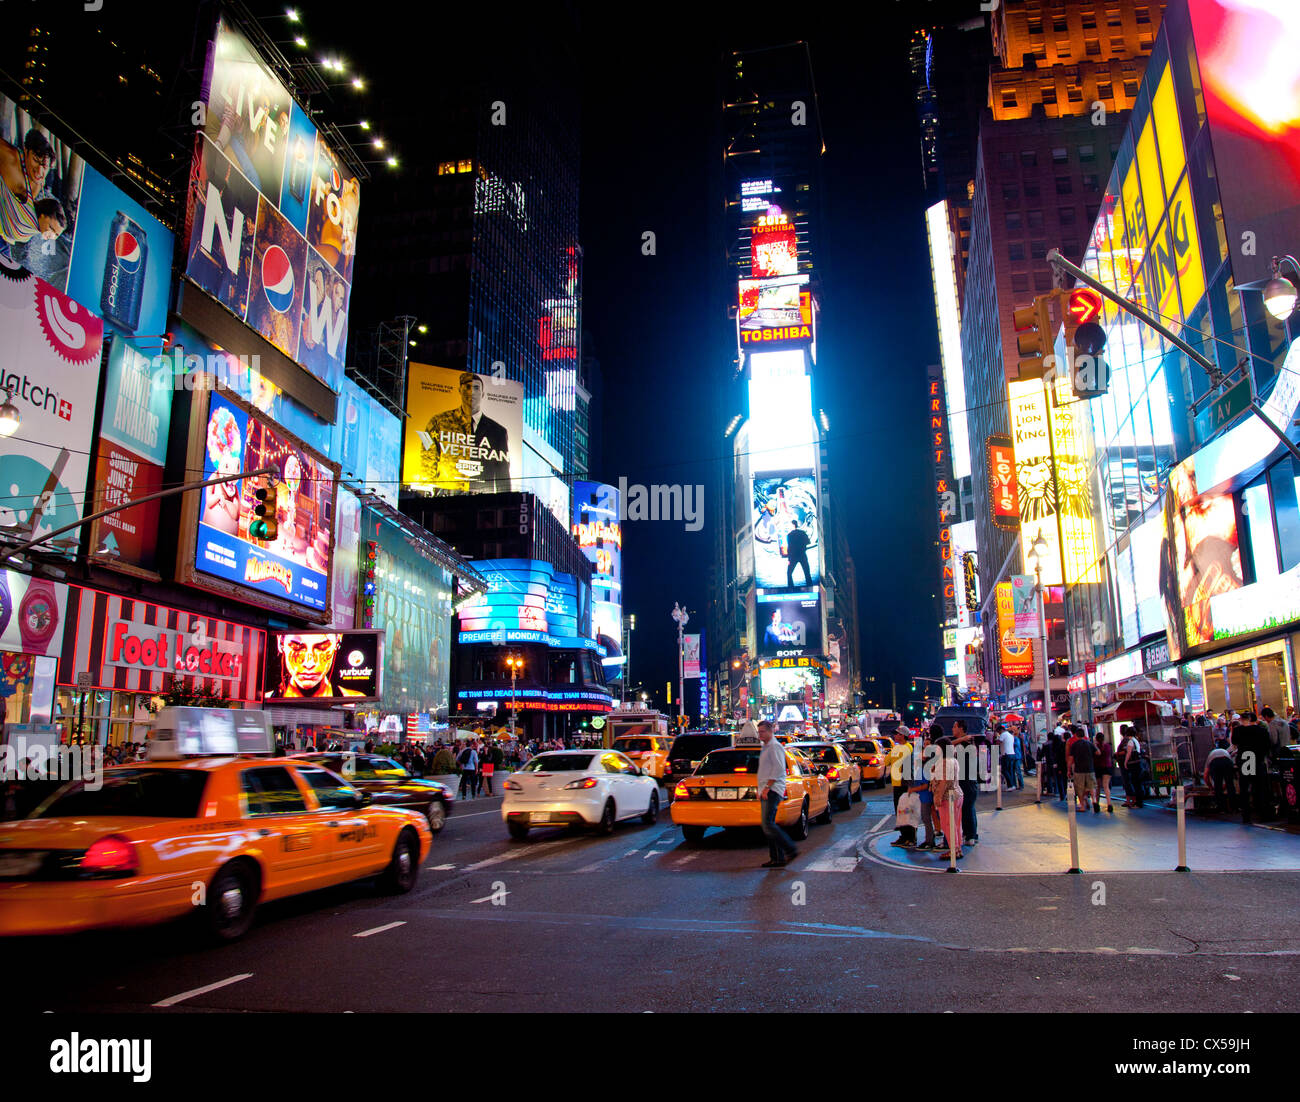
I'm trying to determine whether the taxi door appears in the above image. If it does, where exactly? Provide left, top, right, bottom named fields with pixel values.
left=291, top=763, right=385, bottom=877
left=237, top=764, right=337, bottom=893
left=781, top=751, right=809, bottom=819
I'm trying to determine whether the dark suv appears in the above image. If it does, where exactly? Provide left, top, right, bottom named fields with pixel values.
left=293, top=753, right=454, bottom=832
left=664, top=732, right=731, bottom=794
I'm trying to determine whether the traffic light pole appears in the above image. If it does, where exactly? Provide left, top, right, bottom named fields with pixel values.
left=1047, top=248, right=1300, bottom=466
left=1, top=467, right=276, bottom=560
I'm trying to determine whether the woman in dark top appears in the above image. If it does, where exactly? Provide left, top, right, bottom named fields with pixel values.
left=1093, top=731, right=1115, bottom=812
left=1051, top=732, right=1069, bottom=800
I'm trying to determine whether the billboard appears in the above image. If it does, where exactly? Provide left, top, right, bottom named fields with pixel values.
left=572, top=480, right=622, bottom=649
left=457, top=558, right=594, bottom=651
left=263, top=629, right=382, bottom=703
left=182, top=388, right=337, bottom=617
left=331, top=486, right=361, bottom=630
left=995, top=581, right=1034, bottom=678
left=738, top=275, right=812, bottom=349
left=89, top=337, right=175, bottom=575
left=1008, top=377, right=1096, bottom=586
left=1188, top=0, right=1300, bottom=289
left=751, top=470, right=820, bottom=589
left=182, top=18, right=359, bottom=391
left=0, top=571, right=68, bottom=657
left=331, top=377, right=401, bottom=508
left=750, top=213, right=798, bottom=278
left=1011, top=574, right=1039, bottom=636
left=403, top=363, right=523, bottom=494
left=683, top=634, right=701, bottom=679
left=0, top=272, right=104, bottom=550
left=826, top=619, right=850, bottom=707
left=987, top=434, right=1020, bottom=530
left=760, top=665, right=821, bottom=698
left=757, top=593, right=821, bottom=658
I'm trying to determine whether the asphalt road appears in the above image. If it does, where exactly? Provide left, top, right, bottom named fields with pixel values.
left=12, top=784, right=1300, bottom=1013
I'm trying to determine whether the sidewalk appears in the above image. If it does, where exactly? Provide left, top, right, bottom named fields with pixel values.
left=870, top=786, right=1300, bottom=874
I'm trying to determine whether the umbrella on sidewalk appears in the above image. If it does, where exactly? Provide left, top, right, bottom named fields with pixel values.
left=1111, top=675, right=1183, bottom=733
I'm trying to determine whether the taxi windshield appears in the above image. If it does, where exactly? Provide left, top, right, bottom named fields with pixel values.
left=520, top=754, right=594, bottom=773
left=33, top=769, right=210, bottom=819
left=792, top=744, right=839, bottom=763
left=697, top=749, right=761, bottom=775
left=613, top=738, right=655, bottom=753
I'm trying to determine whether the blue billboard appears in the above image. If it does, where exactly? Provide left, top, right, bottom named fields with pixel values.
left=457, top=558, right=593, bottom=650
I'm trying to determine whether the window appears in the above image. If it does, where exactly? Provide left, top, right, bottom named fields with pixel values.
left=1086, top=38, right=1101, bottom=55
left=1097, top=81, right=1113, bottom=99
left=1067, top=87, right=1083, bottom=103
left=1006, top=211, right=1023, bottom=231
left=1031, top=241, right=1047, bottom=259
left=1054, top=17, right=1068, bottom=32
left=1079, top=144, right=1096, bottom=162
left=1002, top=91, right=1018, bottom=109
left=1023, top=180, right=1041, bottom=198
left=1034, top=271, right=1053, bottom=292
left=1052, top=147, right=1069, bottom=164
left=1012, top=273, right=1030, bottom=294
left=1042, top=87, right=1057, bottom=105
left=1136, top=6, right=1151, bottom=23
left=1002, top=182, right=1020, bottom=202
left=521, top=753, right=594, bottom=773
left=1008, top=242, right=1027, bottom=261
left=296, top=767, right=360, bottom=811
left=36, top=769, right=208, bottom=819
left=1056, top=43, right=1071, bottom=60
left=241, top=767, right=308, bottom=816
left=1059, top=207, right=1077, bottom=225
left=1027, top=209, right=1044, bottom=230
left=1082, top=174, right=1099, bottom=192
left=999, top=152, right=1016, bottom=171
left=1123, top=80, right=1139, bottom=97
left=1110, top=36, right=1126, bottom=52
left=1083, top=14, right=1097, bottom=29
left=1020, top=150, right=1038, bottom=167
left=1028, top=18, right=1043, bottom=34
left=1056, top=177, right=1073, bottom=195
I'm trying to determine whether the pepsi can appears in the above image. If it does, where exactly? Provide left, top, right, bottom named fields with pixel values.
left=100, top=211, right=148, bottom=333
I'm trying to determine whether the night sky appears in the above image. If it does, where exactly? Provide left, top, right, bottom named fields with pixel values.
left=338, top=1, right=948, bottom=716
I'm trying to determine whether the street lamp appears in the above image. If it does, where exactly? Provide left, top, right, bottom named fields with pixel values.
left=1234, top=254, right=1300, bottom=322
left=0, top=390, right=19, bottom=437
left=1027, top=532, right=1053, bottom=738
left=505, top=654, right=523, bottom=742
left=671, top=602, right=689, bottom=728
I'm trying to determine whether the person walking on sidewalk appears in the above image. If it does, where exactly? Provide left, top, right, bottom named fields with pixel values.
left=457, top=741, right=479, bottom=799
left=1121, top=726, right=1145, bottom=808
left=1092, top=730, right=1115, bottom=812
left=1067, top=725, right=1099, bottom=812
left=951, top=719, right=981, bottom=845
left=756, top=720, right=798, bottom=868
left=481, top=741, right=498, bottom=796
left=997, top=724, right=1022, bottom=789
left=1232, top=711, right=1274, bottom=824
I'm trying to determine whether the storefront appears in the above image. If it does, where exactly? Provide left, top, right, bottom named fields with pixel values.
left=52, top=586, right=265, bottom=745
left=1196, top=638, right=1295, bottom=717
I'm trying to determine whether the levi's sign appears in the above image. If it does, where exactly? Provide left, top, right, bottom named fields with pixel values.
left=107, top=620, right=244, bottom=682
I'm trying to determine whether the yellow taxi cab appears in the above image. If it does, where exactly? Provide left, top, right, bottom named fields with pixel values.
left=670, top=731, right=832, bottom=843
left=0, top=708, right=431, bottom=941
left=842, top=736, right=890, bottom=787
left=609, top=734, right=672, bottom=780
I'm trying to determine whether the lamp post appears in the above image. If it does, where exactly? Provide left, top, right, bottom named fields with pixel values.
left=505, top=654, right=523, bottom=743
left=671, top=603, right=689, bottom=728
left=1028, top=535, right=1053, bottom=740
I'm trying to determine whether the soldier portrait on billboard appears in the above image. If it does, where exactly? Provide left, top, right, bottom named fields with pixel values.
left=415, top=371, right=512, bottom=490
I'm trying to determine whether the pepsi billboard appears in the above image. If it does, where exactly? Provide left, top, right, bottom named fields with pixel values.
left=1, top=91, right=175, bottom=343
left=182, top=18, right=359, bottom=392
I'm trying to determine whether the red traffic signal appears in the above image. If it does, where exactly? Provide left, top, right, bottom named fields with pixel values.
left=1066, top=288, right=1102, bottom=325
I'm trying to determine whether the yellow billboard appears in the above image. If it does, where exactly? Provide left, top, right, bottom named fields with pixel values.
left=996, top=581, right=1034, bottom=679
left=1008, top=378, right=1097, bottom=586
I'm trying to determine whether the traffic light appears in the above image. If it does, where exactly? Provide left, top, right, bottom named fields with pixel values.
left=1012, top=290, right=1062, bottom=380
left=250, top=479, right=278, bottom=541
left=1064, top=288, right=1109, bottom=398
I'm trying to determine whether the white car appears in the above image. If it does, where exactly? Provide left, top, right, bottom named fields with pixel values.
left=502, top=749, right=661, bottom=839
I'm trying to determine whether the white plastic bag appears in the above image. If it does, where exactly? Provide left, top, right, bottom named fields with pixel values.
left=896, top=790, right=922, bottom=828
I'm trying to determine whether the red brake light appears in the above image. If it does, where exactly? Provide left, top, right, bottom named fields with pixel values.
left=563, top=777, right=599, bottom=790
left=674, top=782, right=690, bottom=799
left=81, top=835, right=138, bottom=876
left=827, top=767, right=840, bottom=780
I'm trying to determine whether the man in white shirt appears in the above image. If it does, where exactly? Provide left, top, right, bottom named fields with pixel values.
left=998, top=725, right=1023, bottom=789
left=757, top=720, right=798, bottom=868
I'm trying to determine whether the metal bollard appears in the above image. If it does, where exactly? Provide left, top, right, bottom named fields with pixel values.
left=1036, top=753, right=1044, bottom=804
left=1175, top=784, right=1189, bottom=872
left=1066, top=780, right=1081, bottom=874
left=995, top=750, right=1004, bottom=811
left=946, top=789, right=959, bottom=873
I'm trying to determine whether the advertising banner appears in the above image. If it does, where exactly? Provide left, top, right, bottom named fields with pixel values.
left=457, top=558, right=593, bottom=649
left=751, top=469, right=820, bottom=589
left=572, top=480, right=622, bottom=649
left=330, top=377, right=401, bottom=507
left=738, top=275, right=812, bottom=349
left=757, top=594, right=821, bottom=658
left=826, top=618, right=850, bottom=707
left=750, top=214, right=798, bottom=278
left=89, top=337, right=175, bottom=575
left=986, top=434, right=1020, bottom=530
left=331, top=485, right=361, bottom=630
left=0, top=272, right=104, bottom=549
left=56, top=585, right=265, bottom=700
left=263, top=628, right=382, bottom=703
left=188, top=389, right=337, bottom=614
left=0, top=571, right=68, bottom=657
left=366, top=511, right=453, bottom=717
left=403, top=362, right=523, bottom=494
left=1011, top=574, right=1039, bottom=636
left=182, top=18, right=359, bottom=391
left=760, top=665, right=821, bottom=698
left=996, top=581, right=1034, bottom=678
left=683, top=634, right=701, bottom=679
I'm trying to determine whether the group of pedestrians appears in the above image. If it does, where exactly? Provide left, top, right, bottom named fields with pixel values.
left=888, top=719, right=999, bottom=859
left=1199, top=710, right=1279, bottom=823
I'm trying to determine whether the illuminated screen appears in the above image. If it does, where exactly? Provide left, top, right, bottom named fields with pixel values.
left=747, top=369, right=817, bottom=474
left=751, top=470, right=820, bottom=590
left=738, top=275, right=812, bottom=348
left=925, top=200, right=969, bottom=480
left=183, top=18, right=358, bottom=390
left=757, top=594, right=821, bottom=658
left=263, top=629, right=382, bottom=703
left=572, top=480, right=622, bottom=650
left=760, top=666, right=822, bottom=697
left=750, top=215, right=798, bottom=278
left=457, top=558, right=596, bottom=652
left=193, top=391, right=335, bottom=612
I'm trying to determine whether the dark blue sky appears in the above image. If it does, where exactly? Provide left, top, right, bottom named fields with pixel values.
left=578, top=5, right=946, bottom=716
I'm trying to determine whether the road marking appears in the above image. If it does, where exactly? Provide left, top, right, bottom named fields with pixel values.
left=804, top=817, right=884, bottom=872
left=575, top=826, right=676, bottom=873
left=452, top=809, right=505, bottom=819
left=462, top=837, right=573, bottom=872
left=153, top=973, right=253, bottom=1008
left=354, top=921, right=406, bottom=938
left=471, top=888, right=510, bottom=904
left=428, top=863, right=456, bottom=870
left=670, top=851, right=700, bottom=868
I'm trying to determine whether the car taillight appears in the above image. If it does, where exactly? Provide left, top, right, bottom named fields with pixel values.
left=563, top=777, right=599, bottom=790
left=504, top=780, right=523, bottom=791
left=674, top=782, right=690, bottom=799
left=80, top=835, right=138, bottom=877
left=868, top=756, right=881, bottom=765
left=827, top=767, right=840, bottom=780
